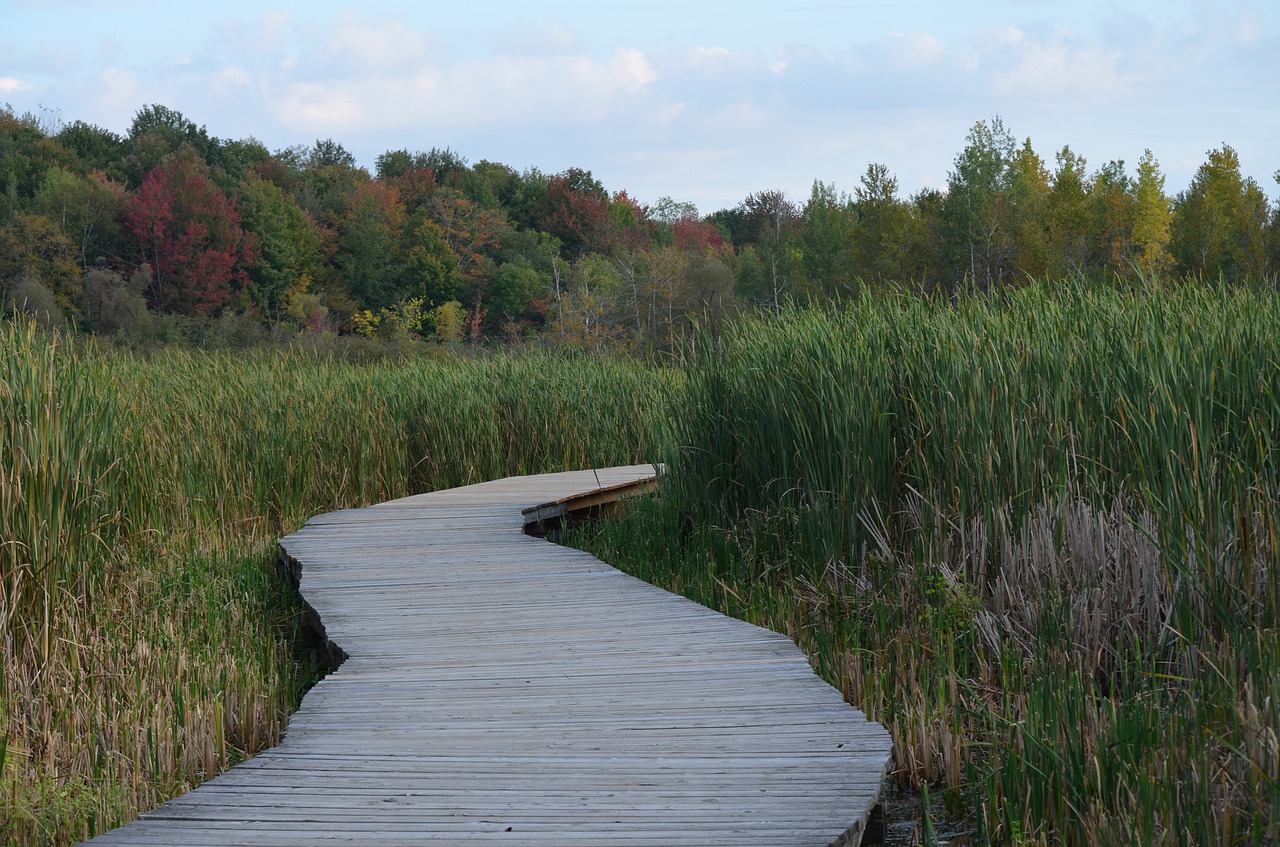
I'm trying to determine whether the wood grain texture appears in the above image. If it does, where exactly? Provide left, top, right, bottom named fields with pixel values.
left=85, top=466, right=892, bottom=846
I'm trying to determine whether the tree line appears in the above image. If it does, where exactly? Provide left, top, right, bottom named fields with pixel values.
left=2, top=105, right=1277, bottom=352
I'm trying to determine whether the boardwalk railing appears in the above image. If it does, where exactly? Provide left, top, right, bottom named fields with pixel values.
left=86, top=466, right=893, bottom=846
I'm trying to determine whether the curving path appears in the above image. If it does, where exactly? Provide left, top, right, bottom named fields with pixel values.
left=87, top=466, right=892, bottom=846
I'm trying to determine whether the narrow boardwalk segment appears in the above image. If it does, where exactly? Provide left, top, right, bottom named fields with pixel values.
left=88, top=466, right=893, bottom=846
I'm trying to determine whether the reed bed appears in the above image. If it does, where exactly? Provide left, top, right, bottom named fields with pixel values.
left=577, top=280, right=1280, bottom=846
left=0, top=325, right=668, bottom=845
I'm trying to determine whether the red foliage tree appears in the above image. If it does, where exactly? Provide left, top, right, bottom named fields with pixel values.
left=429, top=189, right=504, bottom=286
left=672, top=216, right=725, bottom=253
left=385, top=167, right=438, bottom=215
left=538, top=175, right=613, bottom=256
left=122, top=156, right=254, bottom=314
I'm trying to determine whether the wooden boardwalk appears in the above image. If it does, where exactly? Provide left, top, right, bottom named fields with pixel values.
left=87, top=466, right=893, bottom=846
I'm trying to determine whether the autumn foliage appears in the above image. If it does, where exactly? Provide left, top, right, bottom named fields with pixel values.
left=122, top=156, right=253, bottom=314
left=2, top=103, right=1279, bottom=349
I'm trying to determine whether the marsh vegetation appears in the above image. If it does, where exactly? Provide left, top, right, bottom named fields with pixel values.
left=576, top=280, right=1280, bottom=846
left=0, top=324, right=664, bottom=843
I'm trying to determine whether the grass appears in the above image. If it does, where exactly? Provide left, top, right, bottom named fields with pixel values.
left=1, top=324, right=669, bottom=845
left=572, top=278, right=1280, bottom=846
left=7, top=277, right=1278, bottom=845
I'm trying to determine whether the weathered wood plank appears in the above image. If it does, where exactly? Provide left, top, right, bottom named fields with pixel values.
left=84, top=466, right=892, bottom=847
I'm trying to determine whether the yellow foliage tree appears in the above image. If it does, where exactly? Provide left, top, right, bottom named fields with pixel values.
left=1131, top=150, right=1172, bottom=279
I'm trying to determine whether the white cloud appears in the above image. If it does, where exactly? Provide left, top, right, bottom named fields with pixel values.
left=488, top=18, right=584, bottom=57
left=213, top=11, right=294, bottom=59
left=880, top=31, right=948, bottom=71
left=983, top=30, right=1123, bottom=97
left=96, top=66, right=141, bottom=113
left=274, top=46, right=659, bottom=134
left=309, top=13, right=441, bottom=75
left=688, top=46, right=730, bottom=64
left=4, top=2, right=1276, bottom=211
left=214, top=67, right=252, bottom=91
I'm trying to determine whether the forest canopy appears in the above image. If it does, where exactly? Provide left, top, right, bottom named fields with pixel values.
left=2, top=104, right=1277, bottom=351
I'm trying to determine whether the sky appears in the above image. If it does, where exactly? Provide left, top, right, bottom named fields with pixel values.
left=2, top=0, right=1277, bottom=214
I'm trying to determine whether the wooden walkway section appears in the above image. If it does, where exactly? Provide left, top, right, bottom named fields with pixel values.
left=87, top=466, right=893, bottom=846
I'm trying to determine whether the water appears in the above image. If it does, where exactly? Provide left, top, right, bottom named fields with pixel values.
left=880, top=778, right=979, bottom=846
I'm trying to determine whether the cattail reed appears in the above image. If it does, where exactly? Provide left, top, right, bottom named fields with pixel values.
left=1, top=328, right=668, bottom=845
left=577, top=278, right=1280, bottom=846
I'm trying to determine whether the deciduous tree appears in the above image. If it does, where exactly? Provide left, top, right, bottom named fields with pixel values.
left=1005, top=140, right=1051, bottom=280
left=336, top=180, right=407, bottom=311
left=1091, top=160, right=1133, bottom=277
left=0, top=212, right=81, bottom=313
left=1171, top=145, right=1270, bottom=280
left=56, top=121, right=126, bottom=172
left=943, top=118, right=1016, bottom=287
left=238, top=173, right=322, bottom=322
left=798, top=180, right=855, bottom=300
left=403, top=216, right=461, bottom=306
left=1131, top=150, right=1172, bottom=279
left=851, top=164, right=914, bottom=285
left=1046, top=146, right=1092, bottom=274
left=122, top=156, right=254, bottom=314
left=0, top=106, right=77, bottom=217
left=741, top=189, right=799, bottom=309
left=536, top=170, right=613, bottom=257
left=34, top=167, right=126, bottom=270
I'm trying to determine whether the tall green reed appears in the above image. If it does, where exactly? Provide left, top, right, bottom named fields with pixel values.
left=1, top=329, right=671, bottom=846
left=579, top=277, right=1280, bottom=845
left=0, top=323, right=123, bottom=658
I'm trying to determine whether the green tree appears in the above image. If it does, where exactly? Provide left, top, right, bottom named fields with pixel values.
left=1046, top=146, right=1093, bottom=274
left=0, top=212, right=81, bottom=314
left=851, top=164, right=914, bottom=285
left=489, top=261, right=543, bottom=325
left=904, top=188, right=947, bottom=287
left=1131, top=150, right=1172, bottom=279
left=1005, top=139, right=1051, bottom=280
left=463, top=160, right=520, bottom=210
left=741, top=189, right=799, bottom=309
left=422, top=147, right=468, bottom=187
left=238, top=173, right=322, bottom=322
left=943, top=118, right=1016, bottom=287
left=56, top=121, right=126, bottom=172
left=1091, top=160, right=1134, bottom=277
left=215, top=137, right=273, bottom=188
left=706, top=206, right=752, bottom=247
left=798, top=180, right=855, bottom=300
left=291, top=156, right=368, bottom=227
left=497, top=227, right=562, bottom=323
left=403, top=216, right=461, bottom=306
left=375, top=149, right=429, bottom=179
left=337, top=180, right=408, bottom=310
left=33, top=167, right=126, bottom=270
left=0, top=106, right=77, bottom=218
left=505, top=168, right=550, bottom=232
left=1269, top=171, right=1280, bottom=278
left=121, top=104, right=218, bottom=187
left=307, top=138, right=357, bottom=170
left=1171, top=145, right=1270, bottom=280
